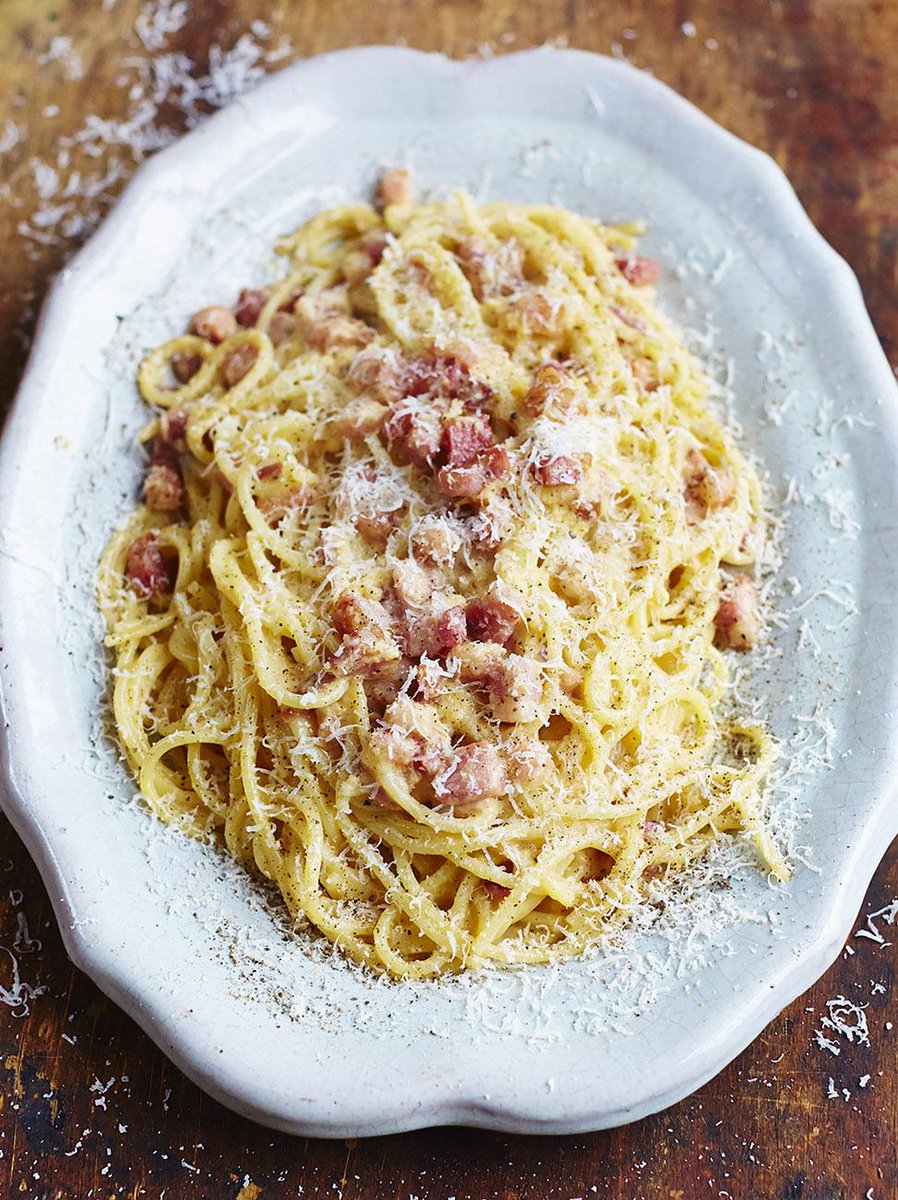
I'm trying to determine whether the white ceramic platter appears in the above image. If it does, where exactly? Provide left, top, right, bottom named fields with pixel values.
left=1, top=47, right=897, bottom=1137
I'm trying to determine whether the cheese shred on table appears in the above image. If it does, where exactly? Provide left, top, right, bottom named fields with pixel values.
left=98, top=174, right=786, bottom=980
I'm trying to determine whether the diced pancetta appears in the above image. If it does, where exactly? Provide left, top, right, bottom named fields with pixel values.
left=452, top=642, right=546, bottom=724
left=333, top=396, right=388, bottom=441
left=370, top=695, right=452, bottom=778
left=256, top=485, right=316, bottom=526
left=410, top=514, right=463, bottom=568
left=354, top=511, right=398, bottom=547
left=455, top=237, right=525, bottom=300
left=530, top=454, right=583, bottom=487
left=508, top=291, right=565, bottom=336
left=713, top=574, right=762, bottom=651
left=267, top=311, right=298, bottom=346
left=521, top=363, right=582, bottom=418
left=331, top=593, right=402, bottom=676
left=465, top=594, right=520, bottom=646
left=296, top=287, right=374, bottom=352
left=143, top=460, right=184, bottom=512
left=158, top=408, right=188, bottom=452
left=437, top=445, right=509, bottom=499
left=381, top=403, right=443, bottom=467
left=414, top=656, right=454, bottom=702
left=683, top=448, right=735, bottom=522
left=614, top=255, right=660, bottom=287
left=400, top=352, right=494, bottom=411
left=346, top=346, right=407, bottom=403
left=170, top=351, right=202, bottom=384
left=188, top=305, right=238, bottom=344
left=220, top=342, right=259, bottom=388
left=441, top=414, right=495, bottom=467
left=361, top=229, right=388, bottom=264
left=572, top=460, right=612, bottom=520
left=391, top=559, right=468, bottom=659
left=125, top=532, right=173, bottom=598
left=467, top=491, right=515, bottom=554
left=433, top=743, right=507, bottom=807
left=507, top=740, right=555, bottom=786
left=233, top=288, right=267, bottom=327
left=377, top=167, right=413, bottom=208
left=551, top=550, right=602, bottom=605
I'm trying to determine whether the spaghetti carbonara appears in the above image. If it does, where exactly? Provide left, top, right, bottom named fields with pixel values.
left=98, top=169, right=786, bottom=979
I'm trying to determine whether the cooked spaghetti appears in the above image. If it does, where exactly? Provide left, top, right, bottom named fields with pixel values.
left=98, top=172, right=786, bottom=979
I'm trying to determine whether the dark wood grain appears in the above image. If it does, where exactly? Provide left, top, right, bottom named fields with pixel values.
left=1, top=2, right=896, bottom=1197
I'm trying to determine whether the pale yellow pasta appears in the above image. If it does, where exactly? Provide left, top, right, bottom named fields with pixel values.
left=98, top=191, right=784, bottom=980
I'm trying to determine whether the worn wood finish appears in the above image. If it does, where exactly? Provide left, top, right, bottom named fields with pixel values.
left=1, top=2, right=896, bottom=1196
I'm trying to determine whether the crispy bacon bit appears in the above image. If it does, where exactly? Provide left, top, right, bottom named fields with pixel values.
left=508, top=291, right=565, bottom=336
left=441, top=415, right=495, bottom=467
left=267, top=311, right=298, bottom=346
left=455, top=237, right=525, bottom=300
left=158, top=408, right=188, bottom=452
left=410, top=515, right=462, bottom=568
left=257, top=462, right=282, bottom=480
left=615, top=255, right=660, bottom=287
left=170, top=351, right=202, bottom=384
left=434, top=743, right=507, bottom=807
left=531, top=454, right=582, bottom=487
left=466, top=595, right=520, bottom=646
left=683, top=448, right=735, bottom=522
left=331, top=593, right=401, bottom=676
left=125, top=532, right=173, bottom=598
left=370, top=695, right=452, bottom=778
left=437, top=445, right=509, bottom=499
left=188, top=305, right=238, bottom=344
left=377, top=167, right=412, bottom=208
left=453, top=642, right=545, bottom=724
left=220, top=342, right=259, bottom=388
left=234, top=288, right=267, bottom=327
left=143, top=460, right=183, bottom=512
left=714, top=575, right=762, bottom=652
left=296, top=286, right=374, bottom=353
left=334, top=396, right=388, bottom=441
left=521, top=363, right=582, bottom=418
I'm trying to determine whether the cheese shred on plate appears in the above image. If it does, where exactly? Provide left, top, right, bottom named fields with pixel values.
left=98, top=169, right=787, bottom=980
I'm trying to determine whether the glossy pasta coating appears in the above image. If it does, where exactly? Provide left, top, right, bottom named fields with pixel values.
left=98, top=190, right=784, bottom=979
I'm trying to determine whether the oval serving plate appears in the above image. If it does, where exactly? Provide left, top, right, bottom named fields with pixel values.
left=1, top=47, right=897, bottom=1137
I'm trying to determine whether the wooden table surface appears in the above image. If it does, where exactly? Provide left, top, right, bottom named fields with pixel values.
left=1, top=2, right=897, bottom=1196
